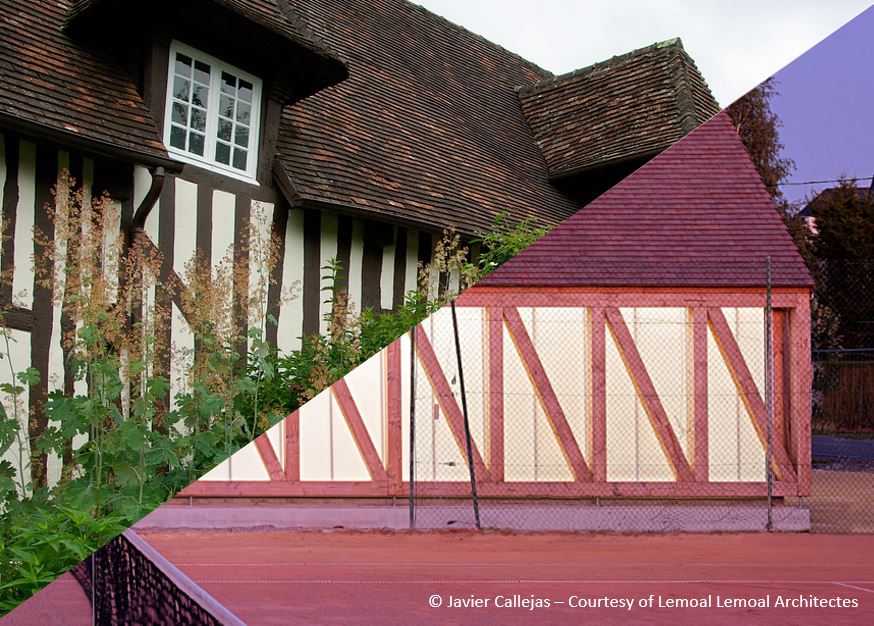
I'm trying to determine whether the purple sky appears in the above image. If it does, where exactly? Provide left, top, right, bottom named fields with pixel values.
left=770, top=5, right=874, bottom=207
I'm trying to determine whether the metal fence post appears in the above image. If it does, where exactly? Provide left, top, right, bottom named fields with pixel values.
left=765, top=257, right=774, bottom=531
left=451, top=300, right=481, bottom=529
left=409, top=325, right=416, bottom=530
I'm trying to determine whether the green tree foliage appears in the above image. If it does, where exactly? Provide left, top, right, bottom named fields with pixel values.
left=811, top=180, right=874, bottom=260
left=726, top=78, right=794, bottom=201
left=726, top=78, right=813, bottom=266
left=809, top=179, right=874, bottom=349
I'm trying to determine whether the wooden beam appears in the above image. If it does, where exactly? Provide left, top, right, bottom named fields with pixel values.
left=790, top=294, right=812, bottom=494
left=254, top=432, right=285, bottom=481
left=181, top=478, right=799, bottom=499
left=503, top=307, right=592, bottom=482
left=586, top=307, right=607, bottom=482
left=284, top=410, right=300, bottom=481
left=406, top=479, right=802, bottom=499
left=689, top=308, right=709, bottom=481
left=605, top=307, right=694, bottom=482
left=331, top=380, right=389, bottom=481
left=487, top=307, right=504, bottom=481
left=706, top=307, right=797, bottom=483
left=455, top=289, right=803, bottom=310
left=138, top=237, right=194, bottom=328
left=773, top=310, right=787, bottom=457
left=385, top=340, right=403, bottom=495
left=414, top=329, right=490, bottom=480
left=180, top=480, right=391, bottom=498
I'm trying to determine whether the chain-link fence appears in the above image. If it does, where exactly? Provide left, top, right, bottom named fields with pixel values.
left=404, top=260, right=872, bottom=533
left=808, top=260, right=874, bottom=532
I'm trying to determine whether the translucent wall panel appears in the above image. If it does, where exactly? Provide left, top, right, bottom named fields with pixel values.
left=707, top=308, right=766, bottom=482
left=224, top=438, right=270, bottom=481
left=408, top=307, right=483, bottom=482
left=630, top=308, right=690, bottom=459
left=605, top=309, right=674, bottom=482
left=299, top=390, right=333, bottom=480
left=298, top=352, right=384, bottom=481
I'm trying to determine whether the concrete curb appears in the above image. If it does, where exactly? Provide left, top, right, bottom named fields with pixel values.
left=135, top=505, right=810, bottom=533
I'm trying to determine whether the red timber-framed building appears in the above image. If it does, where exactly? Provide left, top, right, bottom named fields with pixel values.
left=185, top=112, right=815, bottom=502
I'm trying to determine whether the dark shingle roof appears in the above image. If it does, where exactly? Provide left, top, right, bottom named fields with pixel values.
left=68, top=0, right=343, bottom=67
left=0, top=0, right=345, bottom=169
left=274, top=0, right=581, bottom=235
left=0, top=0, right=171, bottom=165
left=5, top=1, right=718, bottom=236
left=478, top=113, right=814, bottom=289
left=518, top=39, right=720, bottom=180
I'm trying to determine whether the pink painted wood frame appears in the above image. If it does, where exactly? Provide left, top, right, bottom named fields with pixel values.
left=605, top=307, right=694, bottom=482
left=182, top=288, right=813, bottom=500
left=502, top=307, right=592, bottom=481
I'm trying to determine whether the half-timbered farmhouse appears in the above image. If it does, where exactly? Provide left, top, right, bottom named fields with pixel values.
left=0, top=0, right=719, bottom=486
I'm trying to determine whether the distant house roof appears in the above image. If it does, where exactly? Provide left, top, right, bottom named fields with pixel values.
left=479, top=113, right=814, bottom=289
left=799, top=184, right=872, bottom=218
left=518, top=39, right=720, bottom=181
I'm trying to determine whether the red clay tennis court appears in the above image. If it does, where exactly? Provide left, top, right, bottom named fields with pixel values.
left=120, top=530, right=873, bottom=625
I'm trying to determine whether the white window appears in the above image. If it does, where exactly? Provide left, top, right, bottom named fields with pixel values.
left=163, top=42, right=262, bottom=183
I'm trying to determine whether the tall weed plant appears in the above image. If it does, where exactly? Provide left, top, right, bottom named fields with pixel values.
left=0, top=169, right=546, bottom=613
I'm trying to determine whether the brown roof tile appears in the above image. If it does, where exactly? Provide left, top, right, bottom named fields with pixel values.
left=518, top=39, right=720, bottom=180
left=1, top=1, right=345, bottom=168
left=68, top=0, right=343, bottom=67
left=275, top=0, right=581, bottom=235
left=7, top=1, right=719, bottom=236
left=0, top=0, right=170, bottom=164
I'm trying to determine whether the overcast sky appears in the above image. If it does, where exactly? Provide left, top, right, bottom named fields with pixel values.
left=415, top=1, right=871, bottom=107
left=770, top=6, right=874, bottom=204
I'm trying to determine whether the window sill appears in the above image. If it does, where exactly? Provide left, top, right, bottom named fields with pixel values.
left=168, top=150, right=261, bottom=187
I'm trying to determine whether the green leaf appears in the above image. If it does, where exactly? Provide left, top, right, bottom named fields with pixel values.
left=15, top=368, right=40, bottom=388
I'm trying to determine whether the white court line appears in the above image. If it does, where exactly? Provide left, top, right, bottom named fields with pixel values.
left=175, top=562, right=874, bottom=569
left=834, top=582, right=874, bottom=594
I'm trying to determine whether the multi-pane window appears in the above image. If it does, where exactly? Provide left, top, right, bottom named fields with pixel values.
left=164, top=42, right=261, bottom=181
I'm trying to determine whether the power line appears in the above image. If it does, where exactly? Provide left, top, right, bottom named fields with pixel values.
left=779, top=175, right=874, bottom=186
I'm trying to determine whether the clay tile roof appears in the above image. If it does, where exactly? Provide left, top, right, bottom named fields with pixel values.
left=68, top=0, right=343, bottom=67
left=0, top=0, right=171, bottom=165
left=1, top=1, right=345, bottom=168
left=275, top=0, right=581, bottom=235
left=478, top=112, right=814, bottom=289
left=518, top=39, right=720, bottom=180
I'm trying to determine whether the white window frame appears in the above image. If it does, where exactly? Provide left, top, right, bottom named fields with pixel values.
left=163, top=41, right=262, bottom=184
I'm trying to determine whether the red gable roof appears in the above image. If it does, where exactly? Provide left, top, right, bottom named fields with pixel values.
left=478, top=112, right=814, bottom=289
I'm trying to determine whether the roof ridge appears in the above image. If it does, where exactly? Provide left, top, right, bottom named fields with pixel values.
left=517, top=37, right=684, bottom=95
left=405, top=0, right=553, bottom=78
left=670, top=45, right=702, bottom=134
